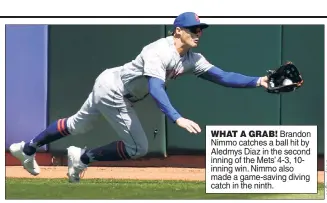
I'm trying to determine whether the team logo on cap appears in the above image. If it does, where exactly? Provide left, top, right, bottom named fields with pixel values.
left=195, top=13, right=200, bottom=22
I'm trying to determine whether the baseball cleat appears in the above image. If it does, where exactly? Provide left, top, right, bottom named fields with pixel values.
left=67, top=146, right=88, bottom=183
left=9, top=141, right=40, bottom=176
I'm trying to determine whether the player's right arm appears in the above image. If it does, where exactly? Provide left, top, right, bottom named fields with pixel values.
left=143, top=50, right=201, bottom=134
left=147, top=77, right=201, bottom=134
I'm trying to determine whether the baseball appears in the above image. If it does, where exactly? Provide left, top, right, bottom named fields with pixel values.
left=283, top=79, right=293, bottom=85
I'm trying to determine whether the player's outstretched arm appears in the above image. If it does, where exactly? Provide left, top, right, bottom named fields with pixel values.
left=198, top=66, right=266, bottom=88
left=147, top=76, right=201, bottom=134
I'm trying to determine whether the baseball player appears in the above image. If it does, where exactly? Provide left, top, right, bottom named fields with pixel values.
left=9, top=12, right=269, bottom=183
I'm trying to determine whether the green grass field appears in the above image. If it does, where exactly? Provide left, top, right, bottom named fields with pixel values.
left=5, top=178, right=325, bottom=200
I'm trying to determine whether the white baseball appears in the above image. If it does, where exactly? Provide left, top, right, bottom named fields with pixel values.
left=283, top=79, right=293, bottom=85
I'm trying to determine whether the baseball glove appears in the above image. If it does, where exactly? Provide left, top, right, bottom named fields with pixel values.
left=266, top=62, right=304, bottom=94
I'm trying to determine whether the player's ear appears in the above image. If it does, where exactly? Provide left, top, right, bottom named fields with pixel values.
left=175, top=27, right=182, bottom=35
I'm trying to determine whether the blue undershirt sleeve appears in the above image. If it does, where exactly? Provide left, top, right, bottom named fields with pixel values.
left=198, top=66, right=260, bottom=88
left=147, top=76, right=182, bottom=122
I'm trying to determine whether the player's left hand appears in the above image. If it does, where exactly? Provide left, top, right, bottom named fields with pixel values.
left=264, top=61, right=304, bottom=94
left=259, top=76, right=269, bottom=88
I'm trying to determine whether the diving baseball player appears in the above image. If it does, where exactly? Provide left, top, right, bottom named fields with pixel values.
left=9, top=12, right=270, bottom=183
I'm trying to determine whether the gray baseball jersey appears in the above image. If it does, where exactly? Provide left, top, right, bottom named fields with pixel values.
left=120, top=36, right=214, bottom=101
left=66, top=36, right=214, bottom=158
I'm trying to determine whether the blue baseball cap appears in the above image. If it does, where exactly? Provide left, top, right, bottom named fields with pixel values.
left=173, top=12, right=209, bottom=29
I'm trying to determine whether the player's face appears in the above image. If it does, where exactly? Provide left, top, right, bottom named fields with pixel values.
left=180, top=26, right=203, bottom=48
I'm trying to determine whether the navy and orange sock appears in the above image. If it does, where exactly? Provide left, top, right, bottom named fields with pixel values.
left=23, top=118, right=70, bottom=156
left=80, top=141, right=131, bottom=165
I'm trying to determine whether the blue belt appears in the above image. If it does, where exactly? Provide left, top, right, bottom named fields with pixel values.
left=124, top=93, right=149, bottom=103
